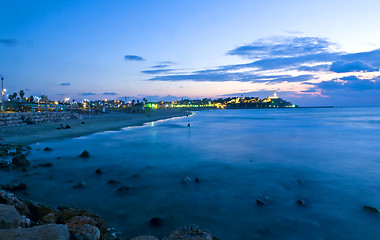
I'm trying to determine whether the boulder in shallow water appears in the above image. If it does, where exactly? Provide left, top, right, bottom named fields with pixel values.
left=79, top=150, right=90, bottom=158
left=115, top=185, right=134, bottom=193
left=0, top=161, right=11, bottom=171
left=107, top=180, right=121, bottom=185
left=95, top=168, right=102, bottom=175
left=296, top=199, right=306, bottom=206
left=256, top=199, right=266, bottom=206
left=11, top=154, right=30, bottom=169
left=363, top=205, right=380, bottom=214
left=149, top=217, right=163, bottom=227
left=163, top=224, right=216, bottom=240
left=72, top=181, right=86, bottom=189
left=0, top=204, right=21, bottom=229
left=0, top=223, right=69, bottom=240
left=38, top=163, right=53, bottom=167
left=43, top=147, right=52, bottom=151
left=1, top=183, right=27, bottom=192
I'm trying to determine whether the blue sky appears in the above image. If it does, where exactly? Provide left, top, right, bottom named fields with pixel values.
left=1, top=0, right=380, bottom=106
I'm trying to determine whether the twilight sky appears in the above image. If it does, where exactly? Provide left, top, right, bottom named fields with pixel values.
left=1, top=0, right=380, bottom=106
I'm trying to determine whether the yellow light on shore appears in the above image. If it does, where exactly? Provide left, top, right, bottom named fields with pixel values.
left=54, top=101, right=58, bottom=105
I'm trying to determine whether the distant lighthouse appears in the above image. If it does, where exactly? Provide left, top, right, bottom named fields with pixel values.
left=270, top=92, right=279, bottom=99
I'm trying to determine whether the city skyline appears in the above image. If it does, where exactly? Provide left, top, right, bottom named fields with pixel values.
left=1, top=0, right=380, bottom=106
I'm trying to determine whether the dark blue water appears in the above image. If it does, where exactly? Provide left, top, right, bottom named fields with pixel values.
left=2, top=108, right=380, bottom=239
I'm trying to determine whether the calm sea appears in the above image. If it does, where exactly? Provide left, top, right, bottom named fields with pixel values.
left=2, top=107, right=380, bottom=239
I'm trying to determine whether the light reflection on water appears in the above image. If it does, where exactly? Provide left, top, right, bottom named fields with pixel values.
left=2, top=107, right=380, bottom=239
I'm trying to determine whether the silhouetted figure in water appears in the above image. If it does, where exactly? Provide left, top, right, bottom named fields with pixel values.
left=65, top=124, right=71, bottom=129
left=187, top=123, right=190, bottom=127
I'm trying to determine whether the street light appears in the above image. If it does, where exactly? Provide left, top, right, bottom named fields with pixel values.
left=1, top=77, right=4, bottom=111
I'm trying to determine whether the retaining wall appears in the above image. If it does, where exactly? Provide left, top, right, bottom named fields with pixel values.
left=0, top=112, right=80, bottom=126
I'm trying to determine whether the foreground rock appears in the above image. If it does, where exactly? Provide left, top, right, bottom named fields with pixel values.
left=0, top=204, right=21, bottom=229
left=0, top=190, right=117, bottom=240
left=0, top=191, right=219, bottom=240
left=163, top=225, right=218, bottom=240
left=130, top=236, right=159, bottom=240
left=0, top=224, right=69, bottom=240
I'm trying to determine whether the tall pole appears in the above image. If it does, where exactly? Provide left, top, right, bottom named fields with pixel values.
left=1, top=77, right=4, bottom=111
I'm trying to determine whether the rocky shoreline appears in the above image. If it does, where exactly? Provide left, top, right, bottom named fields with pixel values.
left=0, top=190, right=219, bottom=240
left=0, top=143, right=219, bottom=240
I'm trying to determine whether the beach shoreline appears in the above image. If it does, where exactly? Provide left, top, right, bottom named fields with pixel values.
left=0, top=109, right=190, bottom=146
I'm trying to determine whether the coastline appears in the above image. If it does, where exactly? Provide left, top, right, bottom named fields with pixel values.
left=0, top=109, right=190, bottom=146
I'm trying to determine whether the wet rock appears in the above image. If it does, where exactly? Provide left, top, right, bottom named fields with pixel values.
left=0, top=191, right=30, bottom=216
left=79, top=150, right=90, bottom=158
left=0, top=204, right=21, bottom=229
left=163, top=224, right=215, bottom=240
left=38, top=163, right=53, bottom=167
left=130, top=236, right=159, bottom=240
left=57, top=210, right=109, bottom=239
left=42, top=212, right=56, bottom=223
left=107, top=180, right=121, bottom=185
left=69, top=223, right=100, bottom=240
left=0, top=161, right=11, bottom=171
left=0, top=224, right=70, bottom=240
left=11, top=154, right=30, bottom=169
left=296, top=199, right=306, bottom=206
left=363, top=205, right=380, bottom=214
left=182, top=176, right=192, bottom=184
left=149, top=217, right=163, bottom=227
left=256, top=198, right=266, bottom=206
left=44, top=147, right=52, bottom=151
left=1, top=183, right=27, bottom=192
left=195, top=178, right=199, bottom=183
left=20, top=215, right=31, bottom=228
left=72, top=181, right=86, bottom=189
left=115, top=185, right=134, bottom=193
left=27, top=203, right=53, bottom=221
left=95, top=168, right=102, bottom=175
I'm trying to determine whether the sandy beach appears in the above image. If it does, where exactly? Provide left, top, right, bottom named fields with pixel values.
left=0, top=109, right=189, bottom=146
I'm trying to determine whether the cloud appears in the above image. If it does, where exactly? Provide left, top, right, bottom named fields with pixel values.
left=316, top=76, right=380, bottom=92
left=141, top=69, right=173, bottom=74
left=219, top=90, right=295, bottom=99
left=329, top=60, right=379, bottom=73
left=151, top=64, right=170, bottom=68
left=124, top=55, right=145, bottom=61
left=103, top=92, right=118, bottom=95
left=60, top=82, right=71, bottom=86
left=0, top=39, right=17, bottom=47
left=227, top=36, right=334, bottom=59
left=145, top=35, right=380, bottom=106
left=81, top=92, right=97, bottom=96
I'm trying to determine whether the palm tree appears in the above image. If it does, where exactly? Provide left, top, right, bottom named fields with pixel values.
left=19, top=90, right=25, bottom=100
left=12, top=92, right=17, bottom=101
